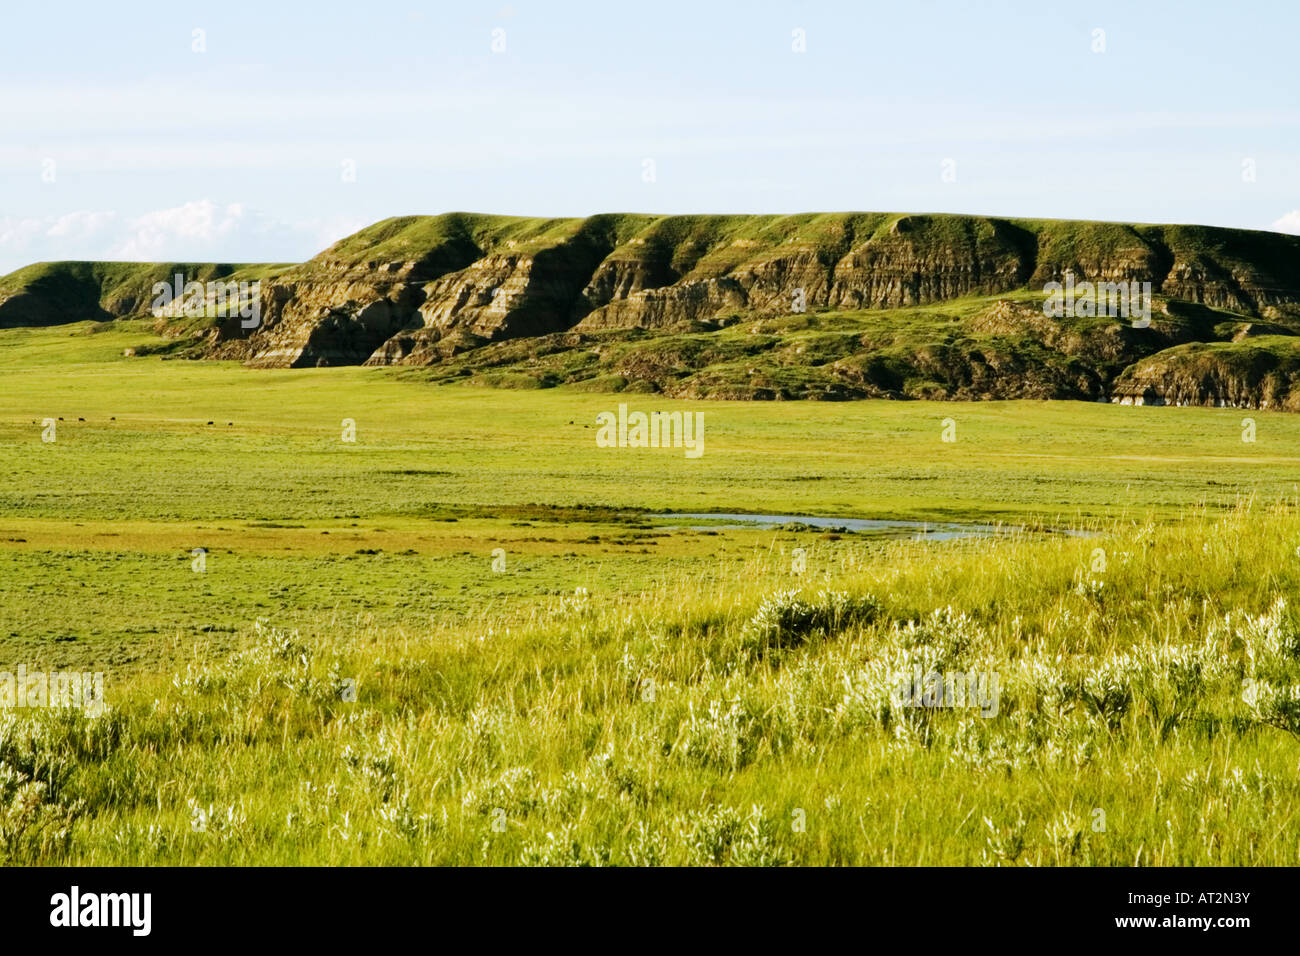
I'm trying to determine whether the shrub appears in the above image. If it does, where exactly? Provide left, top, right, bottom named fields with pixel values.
left=741, top=589, right=881, bottom=656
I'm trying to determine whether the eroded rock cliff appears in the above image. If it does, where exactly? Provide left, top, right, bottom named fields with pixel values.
left=5, top=211, right=1300, bottom=406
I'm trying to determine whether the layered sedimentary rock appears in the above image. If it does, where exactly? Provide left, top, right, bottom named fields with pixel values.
left=285, top=213, right=1298, bottom=368
left=233, top=269, right=427, bottom=368
left=1110, top=339, right=1300, bottom=411
left=5, top=210, right=1300, bottom=405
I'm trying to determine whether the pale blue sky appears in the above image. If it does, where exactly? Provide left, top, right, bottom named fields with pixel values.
left=1, top=0, right=1297, bottom=273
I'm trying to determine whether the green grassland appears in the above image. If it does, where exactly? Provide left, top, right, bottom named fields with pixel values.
left=2, top=320, right=1299, bottom=864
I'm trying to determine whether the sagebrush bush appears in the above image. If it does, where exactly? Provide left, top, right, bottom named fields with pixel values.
left=741, top=589, right=881, bottom=656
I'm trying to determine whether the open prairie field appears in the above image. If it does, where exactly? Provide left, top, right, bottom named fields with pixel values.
left=2, top=321, right=1299, bottom=865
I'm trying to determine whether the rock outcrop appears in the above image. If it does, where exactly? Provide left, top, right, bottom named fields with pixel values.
left=4, top=211, right=1300, bottom=405
left=254, top=213, right=1299, bottom=368
left=1110, top=338, right=1300, bottom=410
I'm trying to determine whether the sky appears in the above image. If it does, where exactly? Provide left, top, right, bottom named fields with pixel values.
left=1, top=0, right=1297, bottom=274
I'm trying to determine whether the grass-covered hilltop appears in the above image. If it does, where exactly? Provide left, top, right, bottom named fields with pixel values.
left=4, top=212, right=1300, bottom=408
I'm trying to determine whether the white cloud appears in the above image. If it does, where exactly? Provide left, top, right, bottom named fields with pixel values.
left=45, top=209, right=117, bottom=241
left=110, top=201, right=250, bottom=260
left=0, top=217, right=47, bottom=250
left=1271, top=210, right=1300, bottom=235
left=0, top=201, right=365, bottom=275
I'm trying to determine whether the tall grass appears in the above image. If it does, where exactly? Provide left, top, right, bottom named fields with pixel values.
left=4, top=501, right=1299, bottom=865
